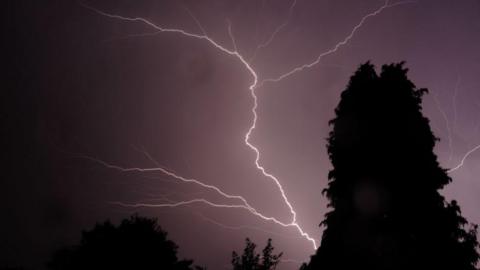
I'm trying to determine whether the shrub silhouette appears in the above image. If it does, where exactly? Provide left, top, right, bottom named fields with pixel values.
left=302, top=63, right=479, bottom=270
left=231, top=238, right=282, bottom=270
left=48, top=215, right=198, bottom=270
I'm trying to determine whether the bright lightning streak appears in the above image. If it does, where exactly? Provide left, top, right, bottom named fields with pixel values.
left=431, top=76, right=475, bottom=171
left=83, top=156, right=260, bottom=214
left=121, top=195, right=294, bottom=240
left=448, top=144, right=480, bottom=173
left=82, top=0, right=412, bottom=252
left=81, top=2, right=318, bottom=249
left=259, top=0, right=415, bottom=86
left=84, top=155, right=318, bottom=248
left=245, top=0, right=413, bottom=249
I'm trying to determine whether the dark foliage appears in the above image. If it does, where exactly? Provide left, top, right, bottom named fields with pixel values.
left=302, top=62, right=479, bottom=270
left=48, top=215, right=198, bottom=270
left=232, top=238, right=282, bottom=270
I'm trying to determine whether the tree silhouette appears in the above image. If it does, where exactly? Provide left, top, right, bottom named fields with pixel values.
left=232, top=238, right=282, bottom=270
left=302, top=63, right=479, bottom=270
left=48, top=215, right=199, bottom=270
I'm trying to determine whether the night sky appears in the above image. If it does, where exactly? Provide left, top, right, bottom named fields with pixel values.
left=3, top=0, right=480, bottom=269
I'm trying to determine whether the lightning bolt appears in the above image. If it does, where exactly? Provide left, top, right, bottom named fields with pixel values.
left=117, top=193, right=294, bottom=241
left=448, top=144, right=480, bottom=173
left=83, top=156, right=265, bottom=215
left=430, top=76, right=479, bottom=174
left=259, top=0, right=415, bottom=86
left=84, top=155, right=318, bottom=248
left=79, top=1, right=319, bottom=249
left=81, top=0, right=411, bottom=252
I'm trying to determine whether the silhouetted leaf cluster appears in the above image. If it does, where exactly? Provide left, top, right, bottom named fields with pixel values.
left=302, top=62, right=479, bottom=270
left=232, top=238, right=282, bottom=270
left=48, top=215, right=200, bottom=270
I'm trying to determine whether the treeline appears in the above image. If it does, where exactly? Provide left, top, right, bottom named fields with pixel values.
left=43, top=215, right=283, bottom=270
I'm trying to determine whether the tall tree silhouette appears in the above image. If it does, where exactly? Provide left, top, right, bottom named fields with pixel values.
left=302, top=63, right=479, bottom=270
left=231, top=238, right=282, bottom=270
left=48, top=215, right=198, bottom=270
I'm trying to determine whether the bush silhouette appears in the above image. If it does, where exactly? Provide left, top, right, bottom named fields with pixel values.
left=302, top=63, right=479, bottom=270
left=48, top=215, right=198, bottom=270
left=231, top=238, right=282, bottom=270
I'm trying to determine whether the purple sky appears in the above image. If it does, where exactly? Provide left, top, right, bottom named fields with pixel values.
left=3, top=0, right=480, bottom=269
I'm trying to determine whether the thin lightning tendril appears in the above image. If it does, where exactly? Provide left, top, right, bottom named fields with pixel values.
left=85, top=156, right=318, bottom=248
left=258, top=0, right=297, bottom=49
left=83, top=156, right=263, bottom=215
left=448, top=144, right=480, bottom=173
left=226, top=19, right=238, bottom=53
left=249, top=0, right=298, bottom=62
left=111, top=199, right=253, bottom=210
left=212, top=220, right=307, bottom=268
left=431, top=77, right=480, bottom=173
left=196, top=213, right=297, bottom=240
left=81, top=0, right=411, bottom=251
left=182, top=5, right=208, bottom=36
left=432, top=92, right=454, bottom=164
left=452, top=75, right=461, bottom=136
left=259, top=0, right=415, bottom=86
left=446, top=76, right=480, bottom=173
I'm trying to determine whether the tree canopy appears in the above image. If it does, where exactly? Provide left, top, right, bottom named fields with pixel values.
left=303, top=62, right=479, bottom=270
left=48, top=215, right=197, bottom=270
left=231, top=238, right=282, bottom=270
